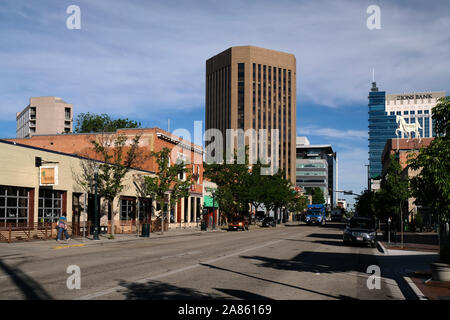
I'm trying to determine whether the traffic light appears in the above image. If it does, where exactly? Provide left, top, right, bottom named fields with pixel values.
left=35, top=157, right=42, bottom=167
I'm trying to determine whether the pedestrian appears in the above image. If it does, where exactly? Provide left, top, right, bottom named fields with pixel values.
left=57, top=216, right=70, bottom=242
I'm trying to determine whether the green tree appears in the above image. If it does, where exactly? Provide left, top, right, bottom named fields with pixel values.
left=74, top=112, right=141, bottom=133
left=409, top=96, right=450, bottom=262
left=263, top=170, right=295, bottom=223
left=355, top=190, right=376, bottom=217
left=203, top=149, right=250, bottom=222
left=311, top=187, right=325, bottom=205
left=375, top=153, right=410, bottom=246
left=144, top=147, right=192, bottom=234
left=85, top=133, right=143, bottom=237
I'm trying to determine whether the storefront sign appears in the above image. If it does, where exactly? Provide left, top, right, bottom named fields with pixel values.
left=40, top=166, right=58, bottom=186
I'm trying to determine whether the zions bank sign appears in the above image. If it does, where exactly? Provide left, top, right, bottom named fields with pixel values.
left=396, top=94, right=433, bottom=100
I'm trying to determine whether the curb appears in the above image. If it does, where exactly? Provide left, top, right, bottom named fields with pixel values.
left=376, top=239, right=388, bottom=254
left=403, top=276, right=428, bottom=300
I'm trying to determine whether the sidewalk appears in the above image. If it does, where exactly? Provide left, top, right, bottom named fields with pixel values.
left=379, top=231, right=439, bottom=253
left=377, top=235, right=450, bottom=300
left=0, top=226, right=225, bottom=254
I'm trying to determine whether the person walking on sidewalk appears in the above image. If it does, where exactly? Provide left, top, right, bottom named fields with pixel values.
left=57, top=216, right=70, bottom=242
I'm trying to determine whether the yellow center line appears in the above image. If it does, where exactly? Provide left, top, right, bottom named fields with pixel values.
left=54, top=244, right=86, bottom=250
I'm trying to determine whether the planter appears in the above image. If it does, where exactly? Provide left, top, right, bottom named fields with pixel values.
left=431, top=262, right=450, bottom=282
left=438, top=221, right=450, bottom=264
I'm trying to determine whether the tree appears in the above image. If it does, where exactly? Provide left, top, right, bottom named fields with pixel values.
left=90, top=134, right=143, bottom=237
left=311, top=187, right=325, bottom=205
left=288, top=194, right=308, bottom=220
left=409, top=96, right=450, bottom=262
left=355, top=190, right=376, bottom=217
left=144, top=147, right=192, bottom=234
left=203, top=149, right=250, bottom=222
left=73, top=133, right=143, bottom=237
left=263, top=170, right=296, bottom=223
left=74, top=112, right=141, bottom=133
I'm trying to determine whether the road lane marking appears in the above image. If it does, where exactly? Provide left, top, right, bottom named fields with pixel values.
left=54, top=244, right=86, bottom=250
left=77, top=238, right=287, bottom=300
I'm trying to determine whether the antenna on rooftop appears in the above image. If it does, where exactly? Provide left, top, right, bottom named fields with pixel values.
left=372, top=68, right=375, bottom=83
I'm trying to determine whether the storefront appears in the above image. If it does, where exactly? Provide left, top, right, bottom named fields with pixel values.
left=0, top=139, right=156, bottom=242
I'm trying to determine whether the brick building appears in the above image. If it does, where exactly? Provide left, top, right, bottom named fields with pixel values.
left=8, top=127, right=206, bottom=230
left=381, top=137, right=434, bottom=222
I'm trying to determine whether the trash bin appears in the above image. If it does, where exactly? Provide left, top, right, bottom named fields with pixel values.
left=141, top=223, right=150, bottom=237
left=201, top=221, right=207, bottom=231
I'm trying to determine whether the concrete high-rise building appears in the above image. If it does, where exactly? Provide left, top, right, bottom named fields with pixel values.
left=368, top=82, right=445, bottom=179
left=16, top=97, right=73, bottom=138
left=385, top=91, right=445, bottom=138
left=205, top=46, right=297, bottom=183
left=296, top=136, right=335, bottom=207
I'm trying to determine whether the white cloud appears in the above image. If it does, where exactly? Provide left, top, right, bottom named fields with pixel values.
left=0, top=0, right=448, bottom=119
left=298, top=126, right=367, bottom=140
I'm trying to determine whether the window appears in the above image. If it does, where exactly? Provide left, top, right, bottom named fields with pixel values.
left=38, top=189, right=62, bottom=223
left=65, top=108, right=71, bottom=120
left=410, top=110, right=415, bottom=115
left=0, top=186, right=29, bottom=227
left=424, top=110, right=429, bottom=114
left=237, top=63, right=245, bottom=129
left=30, top=107, right=36, bottom=120
left=418, top=110, right=422, bottom=114
left=138, top=198, right=152, bottom=221
left=396, top=111, right=401, bottom=115
left=120, top=198, right=135, bottom=221
left=404, top=111, right=409, bottom=115
left=390, top=112, right=395, bottom=115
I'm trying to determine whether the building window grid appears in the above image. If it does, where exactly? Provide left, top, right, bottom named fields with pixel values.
left=120, top=199, right=136, bottom=221
left=0, top=186, right=29, bottom=226
left=38, top=190, right=62, bottom=223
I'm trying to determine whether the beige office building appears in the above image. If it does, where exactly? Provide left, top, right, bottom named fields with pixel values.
left=16, top=96, right=73, bottom=138
left=205, top=46, right=297, bottom=183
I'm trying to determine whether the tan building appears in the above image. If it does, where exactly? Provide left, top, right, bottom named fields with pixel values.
left=0, top=139, right=157, bottom=242
left=16, top=96, right=73, bottom=138
left=205, top=46, right=297, bottom=183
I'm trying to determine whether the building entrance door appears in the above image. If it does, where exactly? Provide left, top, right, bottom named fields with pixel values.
left=72, top=193, right=82, bottom=236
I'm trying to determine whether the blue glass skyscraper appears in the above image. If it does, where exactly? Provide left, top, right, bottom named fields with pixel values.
left=368, top=82, right=397, bottom=179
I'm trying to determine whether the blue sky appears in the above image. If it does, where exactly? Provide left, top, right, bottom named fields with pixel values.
left=0, top=0, right=449, bottom=207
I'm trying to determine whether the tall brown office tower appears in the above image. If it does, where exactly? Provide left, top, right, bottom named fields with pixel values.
left=205, top=46, right=296, bottom=183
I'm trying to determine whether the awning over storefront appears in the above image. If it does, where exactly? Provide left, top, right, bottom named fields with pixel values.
left=204, top=195, right=218, bottom=208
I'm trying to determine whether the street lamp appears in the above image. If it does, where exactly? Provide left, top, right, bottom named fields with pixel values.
left=93, top=165, right=100, bottom=240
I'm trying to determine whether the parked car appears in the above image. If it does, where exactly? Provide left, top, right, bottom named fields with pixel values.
left=261, top=216, right=276, bottom=227
left=228, top=218, right=249, bottom=231
left=343, top=217, right=377, bottom=247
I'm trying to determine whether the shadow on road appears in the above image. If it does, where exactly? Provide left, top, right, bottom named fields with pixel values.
left=200, top=263, right=358, bottom=300
left=116, top=279, right=224, bottom=300
left=0, top=259, right=53, bottom=300
left=307, top=233, right=343, bottom=240
left=214, top=288, right=273, bottom=300
left=240, top=250, right=439, bottom=299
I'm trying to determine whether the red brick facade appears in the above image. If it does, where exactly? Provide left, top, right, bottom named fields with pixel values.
left=8, top=128, right=204, bottom=195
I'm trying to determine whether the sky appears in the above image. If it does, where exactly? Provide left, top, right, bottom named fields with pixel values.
left=0, top=0, right=449, bottom=207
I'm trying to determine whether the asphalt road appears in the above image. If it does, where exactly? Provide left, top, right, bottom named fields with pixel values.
left=0, top=222, right=405, bottom=300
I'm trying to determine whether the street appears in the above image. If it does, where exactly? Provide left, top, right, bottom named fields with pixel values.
left=0, top=222, right=405, bottom=300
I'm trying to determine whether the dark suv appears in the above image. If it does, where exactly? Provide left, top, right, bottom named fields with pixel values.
left=261, top=216, right=276, bottom=227
left=343, top=217, right=377, bottom=247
